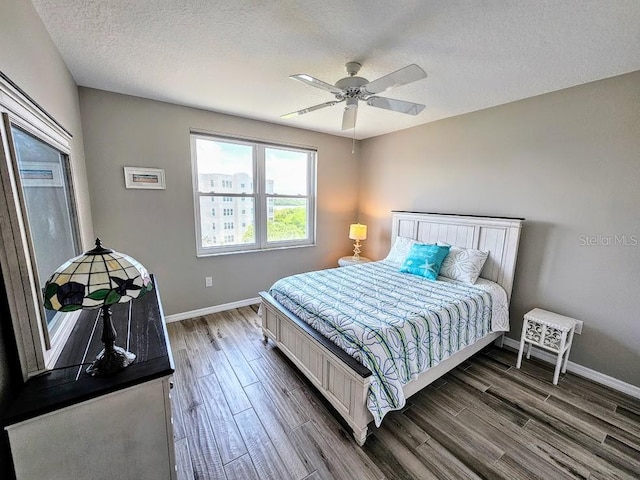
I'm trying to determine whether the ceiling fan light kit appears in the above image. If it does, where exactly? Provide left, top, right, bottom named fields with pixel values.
left=282, top=62, right=427, bottom=131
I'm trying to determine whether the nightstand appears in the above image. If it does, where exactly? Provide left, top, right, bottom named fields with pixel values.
left=338, top=256, right=371, bottom=267
left=516, top=308, right=577, bottom=385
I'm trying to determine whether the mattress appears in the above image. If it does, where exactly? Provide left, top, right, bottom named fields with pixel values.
left=268, top=259, right=509, bottom=426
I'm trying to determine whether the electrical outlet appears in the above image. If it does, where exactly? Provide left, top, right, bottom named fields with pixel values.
left=205, top=276, right=213, bottom=288
left=574, top=319, right=583, bottom=335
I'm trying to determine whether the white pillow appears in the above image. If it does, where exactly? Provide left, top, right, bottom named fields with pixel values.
left=438, top=246, right=489, bottom=285
left=384, top=236, right=417, bottom=268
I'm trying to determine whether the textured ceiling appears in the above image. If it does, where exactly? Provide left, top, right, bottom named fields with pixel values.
left=32, top=0, right=640, bottom=139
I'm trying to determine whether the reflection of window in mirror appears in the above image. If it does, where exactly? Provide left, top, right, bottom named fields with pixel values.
left=11, top=126, right=81, bottom=338
left=0, top=76, right=83, bottom=377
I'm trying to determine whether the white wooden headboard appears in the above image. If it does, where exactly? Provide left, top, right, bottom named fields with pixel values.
left=391, top=211, right=523, bottom=300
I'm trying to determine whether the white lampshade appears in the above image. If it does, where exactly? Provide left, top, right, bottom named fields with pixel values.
left=349, top=223, right=367, bottom=241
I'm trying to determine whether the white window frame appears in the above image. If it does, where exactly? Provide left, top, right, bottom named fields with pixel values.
left=191, top=132, right=316, bottom=256
left=0, top=74, right=83, bottom=378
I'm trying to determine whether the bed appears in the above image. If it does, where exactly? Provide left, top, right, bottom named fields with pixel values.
left=259, top=211, right=523, bottom=445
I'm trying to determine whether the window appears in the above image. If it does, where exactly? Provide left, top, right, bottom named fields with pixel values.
left=191, top=133, right=316, bottom=255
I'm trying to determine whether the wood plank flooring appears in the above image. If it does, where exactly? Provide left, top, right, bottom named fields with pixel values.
left=167, top=307, right=640, bottom=480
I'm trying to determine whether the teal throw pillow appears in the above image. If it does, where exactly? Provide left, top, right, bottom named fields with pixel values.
left=399, top=244, right=450, bottom=280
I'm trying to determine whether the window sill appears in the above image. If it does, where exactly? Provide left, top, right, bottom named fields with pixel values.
left=196, top=242, right=316, bottom=258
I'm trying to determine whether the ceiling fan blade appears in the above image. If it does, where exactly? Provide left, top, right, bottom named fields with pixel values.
left=362, top=64, right=427, bottom=95
left=342, top=103, right=358, bottom=130
left=366, top=96, right=425, bottom=115
left=281, top=100, right=340, bottom=119
left=290, top=74, right=344, bottom=95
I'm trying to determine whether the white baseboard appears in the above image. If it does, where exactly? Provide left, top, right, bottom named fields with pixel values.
left=165, top=297, right=261, bottom=323
left=502, top=337, right=640, bottom=400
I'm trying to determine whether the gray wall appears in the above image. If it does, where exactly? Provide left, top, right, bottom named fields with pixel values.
left=359, top=71, right=640, bottom=386
left=0, top=0, right=93, bottom=246
left=79, top=88, right=359, bottom=316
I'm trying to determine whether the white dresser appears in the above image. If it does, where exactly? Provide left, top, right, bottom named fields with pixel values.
left=3, top=278, right=176, bottom=480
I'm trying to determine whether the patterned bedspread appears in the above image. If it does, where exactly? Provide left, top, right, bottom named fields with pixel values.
left=268, top=260, right=509, bottom=426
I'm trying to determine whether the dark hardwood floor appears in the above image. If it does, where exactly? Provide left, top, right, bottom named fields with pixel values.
left=167, top=307, right=640, bottom=480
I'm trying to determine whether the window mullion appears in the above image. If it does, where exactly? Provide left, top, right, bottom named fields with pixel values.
left=255, top=145, right=266, bottom=248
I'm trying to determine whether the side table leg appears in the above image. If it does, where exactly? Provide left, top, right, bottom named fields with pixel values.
left=553, top=353, right=564, bottom=385
left=553, top=333, right=567, bottom=385
left=516, top=321, right=527, bottom=369
left=562, top=327, right=576, bottom=374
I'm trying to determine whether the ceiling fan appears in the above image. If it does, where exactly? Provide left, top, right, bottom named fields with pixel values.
left=281, top=62, right=427, bottom=130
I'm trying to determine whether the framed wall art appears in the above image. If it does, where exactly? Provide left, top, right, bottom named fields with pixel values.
left=124, top=167, right=166, bottom=190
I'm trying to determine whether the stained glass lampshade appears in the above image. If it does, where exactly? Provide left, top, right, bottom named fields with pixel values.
left=348, top=223, right=367, bottom=259
left=43, top=238, right=153, bottom=376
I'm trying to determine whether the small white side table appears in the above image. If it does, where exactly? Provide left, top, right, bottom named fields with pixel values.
left=338, top=256, right=371, bottom=267
left=516, top=308, right=577, bottom=385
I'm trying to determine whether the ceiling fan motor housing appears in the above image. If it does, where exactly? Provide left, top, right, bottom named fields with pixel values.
left=334, top=76, right=369, bottom=99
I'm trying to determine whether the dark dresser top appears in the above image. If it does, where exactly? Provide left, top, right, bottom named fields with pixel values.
left=3, top=275, right=174, bottom=426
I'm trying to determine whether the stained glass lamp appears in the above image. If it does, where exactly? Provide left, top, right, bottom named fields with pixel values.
left=43, top=238, right=153, bottom=376
left=349, top=223, right=367, bottom=260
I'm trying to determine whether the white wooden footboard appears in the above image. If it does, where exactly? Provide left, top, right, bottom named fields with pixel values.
left=260, top=292, right=373, bottom=445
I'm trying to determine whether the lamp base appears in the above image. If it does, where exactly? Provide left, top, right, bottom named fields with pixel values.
left=86, top=346, right=136, bottom=377
left=352, top=239, right=362, bottom=260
